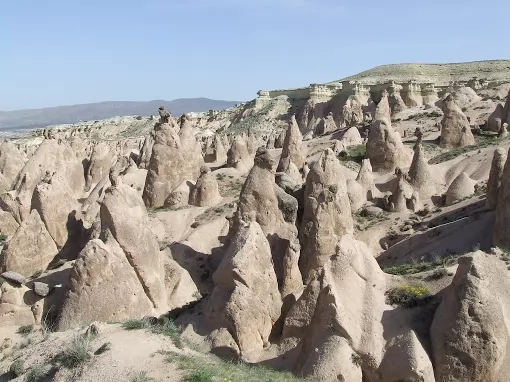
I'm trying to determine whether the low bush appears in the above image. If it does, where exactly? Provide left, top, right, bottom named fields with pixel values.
left=9, top=359, right=25, bottom=376
left=387, top=285, right=431, bottom=308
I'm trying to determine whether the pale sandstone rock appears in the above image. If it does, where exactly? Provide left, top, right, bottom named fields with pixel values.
left=356, top=158, right=376, bottom=200
left=163, top=180, right=193, bottom=208
left=277, top=115, right=306, bottom=170
left=486, top=148, right=507, bottom=209
left=226, top=136, right=253, bottom=173
left=445, top=172, right=476, bottom=206
left=0, top=140, right=25, bottom=187
left=101, top=181, right=167, bottom=310
left=493, top=147, right=510, bottom=248
left=0, top=210, right=19, bottom=238
left=208, top=222, right=281, bottom=357
left=0, top=210, right=57, bottom=276
left=138, top=133, right=155, bottom=169
left=31, top=172, right=78, bottom=248
left=163, top=256, right=200, bottom=311
left=431, top=253, right=510, bottom=382
left=12, top=139, right=85, bottom=221
left=58, top=239, right=154, bottom=330
left=451, top=86, right=481, bottom=109
left=1, top=271, right=25, bottom=284
left=347, top=179, right=366, bottom=212
left=0, top=280, right=35, bottom=326
left=233, top=149, right=298, bottom=287
left=487, top=104, right=504, bottom=133
left=408, top=128, right=435, bottom=195
left=143, top=119, right=203, bottom=207
left=293, top=235, right=386, bottom=380
left=300, top=149, right=353, bottom=282
left=343, top=96, right=364, bottom=127
left=374, top=90, right=391, bottom=121
left=189, top=166, right=221, bottom=207
left=85, top=142, right=116, bottom=191
left=342, top=126, right=363, bottom=147
left=315, top=112, right=337, bottom=136
left=379, top=330, right=435, bottom=382
left=440, top=95, right=475, bottom=149
left=367, top=118, right=409, bottom=172
left=388, top=88, right=408, bottom=115
left=213, top=134, right=227, bottom=163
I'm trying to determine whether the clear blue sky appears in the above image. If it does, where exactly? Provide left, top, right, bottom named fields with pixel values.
left=1, top=0, right=509, bottom=111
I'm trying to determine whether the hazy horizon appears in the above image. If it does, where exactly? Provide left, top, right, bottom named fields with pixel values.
left=1, top=0, right=509, bottom=111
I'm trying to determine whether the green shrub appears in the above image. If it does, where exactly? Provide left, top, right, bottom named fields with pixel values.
left=17, top=325, right=34, bottom=336
left=387, top=285, right=431, bottom=308
left=427, top=268, right=449, bottom=280
left=26, top=365, right=47, bottom=382
left=57, top=335, right=92, bottom=369
left=9, top=359, right=25, bottom=376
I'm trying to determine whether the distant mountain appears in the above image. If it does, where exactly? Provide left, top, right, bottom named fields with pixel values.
left=0, top=98, right=240, bottom=130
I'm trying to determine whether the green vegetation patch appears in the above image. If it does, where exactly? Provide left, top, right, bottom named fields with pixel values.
left=166, top=352, right=302, bottom=382
left=387, top=284, right=431, bottom=308
left=122, top=316, right=183, bottom=348
left=338, top=144, right=366, bottom=164
left=429, top=135, right=503, bottom=165
left=382, top=255, right=459, bottom=276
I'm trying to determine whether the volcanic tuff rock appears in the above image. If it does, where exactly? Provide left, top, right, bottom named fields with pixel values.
left=439, top=94, right=475, bottom=149
left=208, top=221, right=281, bottom=357
left=0, top=209, right=58, bottom=277
left=431, top=252, right=510, bottom=382
left=189, top=166, right=222, bottom=207
left=486, top=148, right=507, bottom=209
left=366, top=118, right=409, bottom=172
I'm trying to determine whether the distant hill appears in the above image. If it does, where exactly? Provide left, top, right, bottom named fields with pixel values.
left=333, top=60, right=510, bottom=86
left=0, top=98, right=240, bottom=130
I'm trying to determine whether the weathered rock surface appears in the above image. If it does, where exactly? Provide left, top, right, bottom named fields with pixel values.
left=292, top=235, right=386, bottom=381
left=58, top=239, right=154, bottom=330
left=0, top=210, right=19, bottom=238
left=31, top=172, right=78, bottom=248
left=277, top=115, right=306, bottom=171
left=0, top=140, right=25, bottom=187
left=189, top=166, right=221, bottom=207
left=486, top=148, right=507, bottom=209
left=101, top=181, right=167, bottom=310
left=300, top=149, right=353, bottom=282
left=0, top=210, right=57, bottom=277
left=440, top=95, right=475, bottom=149
left=226, top=136, right=252, bottom=173
left=445, top=172, right=475, bottom=206
left=208, top=221, right=281, bottom=357
left=431, top=253, right=510, bottom=382
left=143, top=120, right=203, bottom=208
left=366, top=118, right=409, bottom=172
left=85, top=142, right=116, bottom=191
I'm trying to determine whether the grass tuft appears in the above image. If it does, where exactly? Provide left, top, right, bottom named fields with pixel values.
left=166, top=352, right=302, bottom=382
left=381, top=255, right=459, bottom=276
left=130, top=370, right=154, bottom=382
left=56, top=335, right=92, bottom=369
